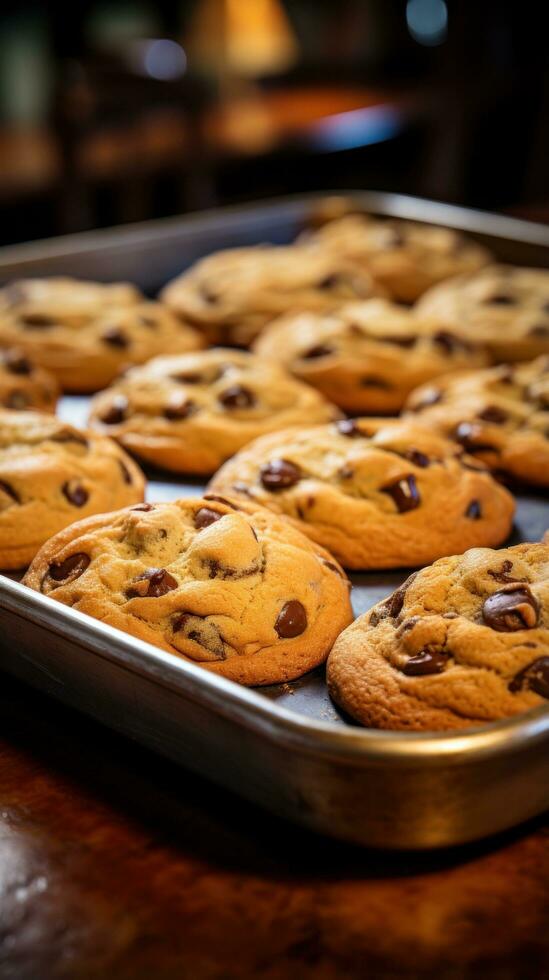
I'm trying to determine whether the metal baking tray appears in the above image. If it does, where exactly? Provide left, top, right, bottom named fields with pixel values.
left=0, top=192, right=548, bottom=850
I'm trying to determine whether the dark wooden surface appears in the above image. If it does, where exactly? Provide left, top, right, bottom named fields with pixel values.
left=0, top=674, right=547, bottom=980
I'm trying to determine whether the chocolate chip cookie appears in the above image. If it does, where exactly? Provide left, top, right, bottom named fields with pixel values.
left=302, top=211, right=490, bottom=302
left=404, top=356, right=549, bottom=488
left=0, top=277, right=203, bottom=392
left=416, top=265, right=549, bottom=363
left=253, top=299, right=489, bottom=414
left=0, top=410, right=145, bottom=569
left=208, top=418, right=515, bottom=569
left=327, top=541, right=549, bottom=730
left=88, top=349, right=341, bottom=475
left=23, top=495, right=353, bottom=685
left=0, top=347, right=58, bottom=412
left=160, top=245, right=382, bottom=346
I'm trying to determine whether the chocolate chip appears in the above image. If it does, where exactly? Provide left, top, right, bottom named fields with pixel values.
left=360, top=376, right=391, bottom=389
left=20, top=313, right=56, bottom=328
left=118, top=459, right=133, bottom=484
left=101, top=395, right=128, bottom=425
left=126, top=567, right=178, bottom=598
left=301, top=344, right=334, bottom=359
left=260, top=459, right=302, bottom=491
left=529, top=324, right=549, bottom=337
left=0, top=479, right=20, bottom=503
left=274, top=600, right=307, bottom=638
left=487, top=560, right=525, bottom=584
left=172, top=613, right=225, bottom=659
left=478, top=405, right=509, bottom=424
left=6, top=391, right=30, bottom=409
left=171, top=372, right=203, bottom=384
left=131, top=503, right=154, bottom=511
left=465, top=499, right=482, bottom=519
left=454, top=422, right=498, bottom=454
left=218, top=385, right=256, bottom=409
left=2, top=350, right=31, bottom=374
left=62, top=481, right=89, bottom=507
left=47, top=552, right=90, bottom=584
left=203, top=494, right=240, bottom=509
left=102, top=327, right=129, bottom=349
left=485, top=294, right=516, bottom=305
left=164, top=396, right=195, bottom=420
left=509, top=657, right=549, bottom=698
left=433, top=330, right=470, bottom=355
left=410, top=388, right=442, bottom=411
left=401, top=646, right=449, bottom=676
left=336, top=419, right=363, bottom=437
left=404, top=449, right=430, bottom=468
left=482, top=584, right=539, bottom=632
left=194, top=507, right=222, bottom=529
left=381, top=474, right=420, bottom=512
left=369, top=572, right=418, bottom=625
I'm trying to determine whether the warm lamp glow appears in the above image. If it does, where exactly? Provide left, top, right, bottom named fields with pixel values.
left=187, top=0, right=299, bottom=76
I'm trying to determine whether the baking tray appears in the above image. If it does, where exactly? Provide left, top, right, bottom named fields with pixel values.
left=0, top=192, right=548, bottom=850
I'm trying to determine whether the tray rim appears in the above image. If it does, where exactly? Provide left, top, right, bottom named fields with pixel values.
left=2, top=574, right=548, bottom=767
left=1, top=189, right=549, bottom=269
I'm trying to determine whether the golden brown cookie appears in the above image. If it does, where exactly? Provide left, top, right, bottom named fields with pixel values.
left=0, top=347, right=58, bottom=412
left=208, top=418, right=515, bottom=569
left=0, top=409, right=145, bottom=569
left=23, top=495, right=353, bottom=686
left=88, top=348, right=341, bottom=475
left=253, top=299, right=489, bottom=414
left=416, top=265, right=549, bottom=362
left=404, top=356, right=549, bottom=488
left=0, top=277, right=203, bottom=392
left=160, top=244, right=382, bottom=346
left=327, top=541, right=549, bottom=730
left=302, top=212, right=490, bottom=302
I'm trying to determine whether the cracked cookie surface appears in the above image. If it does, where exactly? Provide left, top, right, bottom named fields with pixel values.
left=327, top=541, right=549, bottom=730
left=208, top=418, right=515, bottom=569
left=88, top=348, right=341, bottom=475
left=416, top=265, right=549, bottom=363
left=0, top=347, right=58, bottom=412
left=160, top=244, right=382, bottom=346
left=302, top=211, right=490, bottom=302
left=404, top=355, right=549, bottom=487
left=0, top=277, right=203, bottom=391
left=0, top=409, right=145, bottom=569
left=253, top=299, right=489, bottom=414
left=23, top=495, right=353, bottom=686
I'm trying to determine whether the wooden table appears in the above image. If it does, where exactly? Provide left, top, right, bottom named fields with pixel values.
left=0, top=673, right=547, bottom=980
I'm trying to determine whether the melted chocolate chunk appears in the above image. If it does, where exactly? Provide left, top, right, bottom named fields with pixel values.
left=131, top=503, right=154, bottom=511
left=218, top=385, right=256, bottom=409
left=203, top=494, right=240, bottom=509
left=172, top=613, right=225, bottom=659
left=194, top=507, right=222, bottom=529
left=301, top=344, right=334, bottom=359
left=164, top=396, right=195, bottom=420
left=0, top=479, right=20, bottom=503
left=454, top=422, right=498, bottom=454
left=20, top=313, right=56, bottom=328
left=171, top=372, right=202, bottom=384
left=509, top=657, right=549, bottom=698
left=102, top=327, right=129, bottom=348
left=101, top=395, right=128, bottom=425
left=404, top=449, right=430, bottom=468
left=118, top=459, right=133, bottom=484
left=62, top=481, right=89, bottom=507
left=381, top=474, right=420, bottom=512
left=336, top=418, right=363, bottom=438
left=369, top=572, right=418, bottom=626
left=487, top=560, right=525, bottom=584
left=47, top=552, right=90, bottom=584
left=401, top=647, right=448, bottom=676
left=482, top=584, right=539, bottom=632
left=465, top=499, right=482, bottom=519
left=260, top=459, right=302, bottom=491
left=2, top=350, right=31, bottom=374
left=126, top=567, right=178, bottom=598
left=275, top=600, right=307, bottom=638
left=485, top=293, right=516, bottom=305
left=478, top=405, right=509, bottom=424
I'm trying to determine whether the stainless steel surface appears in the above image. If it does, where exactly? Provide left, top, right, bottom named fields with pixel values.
left=0, top=192, right=548, bottom=849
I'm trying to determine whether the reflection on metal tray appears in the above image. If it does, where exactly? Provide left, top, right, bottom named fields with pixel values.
left=0, top=193, right=548, bottom=850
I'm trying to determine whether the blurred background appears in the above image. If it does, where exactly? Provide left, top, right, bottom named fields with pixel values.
left=0, top=0, right=548, bottom=246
